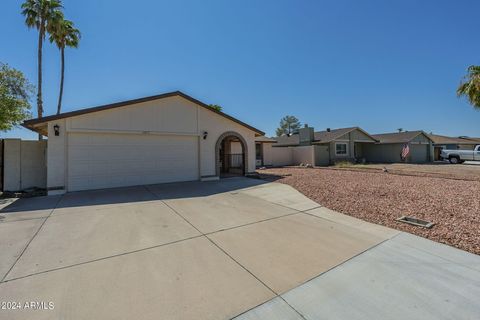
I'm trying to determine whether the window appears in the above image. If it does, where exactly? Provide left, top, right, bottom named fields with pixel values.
left=335, top=143, right=348, bottom=156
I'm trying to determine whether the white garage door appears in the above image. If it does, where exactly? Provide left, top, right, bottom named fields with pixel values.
left=67, top=133, right=199, bottom=191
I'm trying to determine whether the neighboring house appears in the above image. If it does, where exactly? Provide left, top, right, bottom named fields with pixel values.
left=312, top=127, right=378, bottom=164
left=364, top=131, right=434, bottom=163
left=22, top=91, right=264, bottom=194
left=427, top=134, right=480, bottom=161
left=272, top=126, right=378, bottom=166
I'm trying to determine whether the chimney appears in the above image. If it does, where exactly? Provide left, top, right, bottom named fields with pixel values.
left=299, top=125, right=314, bottom=145
left=326, top=128, right=331, bottom=132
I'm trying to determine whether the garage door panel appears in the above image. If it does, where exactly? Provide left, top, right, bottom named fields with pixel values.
left=68, top=133, right=199, bottom=191
left=410, top=145, right=428, bottom=163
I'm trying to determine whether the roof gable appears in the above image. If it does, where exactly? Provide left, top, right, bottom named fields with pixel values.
left=313, top=127, right=377, bottom=143
left=274, top=127, right=377, bottom=147
left=23, top=91, right=264, bottom=136
left=372, top=131, right=433, bottom=144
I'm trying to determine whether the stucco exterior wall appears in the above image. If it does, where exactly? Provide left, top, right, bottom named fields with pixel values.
left=314, top=145, right=330, bottom=166
left=3, top=139, right=21, bottom=191
left=197, top=105, right=256, bottom=176
left=45, top=96, right=257, bottom=193
left=3, top=139, right=46, bottom=191
left=262, top=143, right=273, bottom=166
left=47, top=119, right=67, bottom=194
left=292, top=146, right=315, bottom=165
left=271, top=147, right=293, bottom=166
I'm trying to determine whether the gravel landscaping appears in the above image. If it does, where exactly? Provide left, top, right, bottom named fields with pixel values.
left=258, top=167, right=480, bottom=255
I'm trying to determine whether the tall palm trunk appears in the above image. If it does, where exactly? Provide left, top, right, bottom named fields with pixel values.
left=57, top=47, right=64, bottom=114
left=37, top=22, right=44, bottom=140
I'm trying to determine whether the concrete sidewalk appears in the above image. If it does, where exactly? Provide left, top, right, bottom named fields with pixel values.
left=0, top=177, right=478, bottom=320
left=236, top=231, right=480, bottom=320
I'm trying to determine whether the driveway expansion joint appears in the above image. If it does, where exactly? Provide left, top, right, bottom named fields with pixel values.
left=282, top=232, right=401, bottom=296
left=0, top=234, right=205, bottom=284
left=0, top=216, right=50, bottom=224
left=0, top=188, right=321, bottom=284
left=144, top=185, right=309, bottom=319
left=1, top=195, right=64, bottom=283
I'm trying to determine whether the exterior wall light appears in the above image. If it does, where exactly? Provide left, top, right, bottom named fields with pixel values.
left=203, top=131, right=208, bottom=140
left=53, top=124, right=60, bottom=136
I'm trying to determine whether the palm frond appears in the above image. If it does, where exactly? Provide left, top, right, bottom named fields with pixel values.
left=457, top=65, right=480, bottom=110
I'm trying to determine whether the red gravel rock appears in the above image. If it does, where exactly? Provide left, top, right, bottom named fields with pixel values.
left=258, top=167, right=480, bottom=255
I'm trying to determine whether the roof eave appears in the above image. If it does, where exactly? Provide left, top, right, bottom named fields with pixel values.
left=22, top=91, right=265, bottom=136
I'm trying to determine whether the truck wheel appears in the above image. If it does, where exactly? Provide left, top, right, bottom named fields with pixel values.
left=449, top=156, right=459, bottom=164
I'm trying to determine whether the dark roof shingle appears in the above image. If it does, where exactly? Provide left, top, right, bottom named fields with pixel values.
left=427, top=134, right=480, bottom=145
left=274, top=127, right=377, bottom=146
left=372, top=131, right=430, bottom=144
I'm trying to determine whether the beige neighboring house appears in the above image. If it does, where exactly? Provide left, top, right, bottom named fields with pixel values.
left=22, top=91, right=264, bottom=194
left=364, top=130, right=433, bottom=163
left=427, top=133, right=480, bottom=161
left=271, top=126, right=378, bottom=166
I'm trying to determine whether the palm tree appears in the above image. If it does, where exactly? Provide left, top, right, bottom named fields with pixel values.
left=21, top=0, right=63, bottom=121
left=457, top=65, right=480, bottom=110
left=49, top=19, right=80, bottom=114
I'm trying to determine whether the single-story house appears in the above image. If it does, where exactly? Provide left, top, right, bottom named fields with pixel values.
left=427, top=134, right=480, bottom=161
left=363, top=130, right=434, bottom=163
left=22, top=91, right=264, bottom=194
left=272, top=126, right=378, bottom=166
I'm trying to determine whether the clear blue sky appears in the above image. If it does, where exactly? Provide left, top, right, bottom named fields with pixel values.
left=1, top=0, right=479, bottom=140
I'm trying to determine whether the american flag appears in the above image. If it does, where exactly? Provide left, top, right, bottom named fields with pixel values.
left=401, top=143, right=410, bottom=160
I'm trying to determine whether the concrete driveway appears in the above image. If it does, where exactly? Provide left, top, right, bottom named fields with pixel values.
left=0, top=178, right=478, bottom=320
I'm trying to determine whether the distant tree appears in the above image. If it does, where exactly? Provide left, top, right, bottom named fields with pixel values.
left=397, top=128, right=404, bottom=133
left=0, top=63, right=34, bottom=131
left=276, top=115, right=301, bottom=136
left=49, top=18, right=80, bottom=114
left=21, top=0, right=63, bottom=120
left=457, top=65, right=480, bottom=110
left=209, top=104, right=222, bottom=112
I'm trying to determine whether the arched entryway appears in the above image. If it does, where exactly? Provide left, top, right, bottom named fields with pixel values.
left=215, top=131, right=248, bottom=178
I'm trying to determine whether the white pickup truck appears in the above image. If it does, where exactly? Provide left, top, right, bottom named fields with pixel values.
left=440, top=145, right=480, bottom=164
